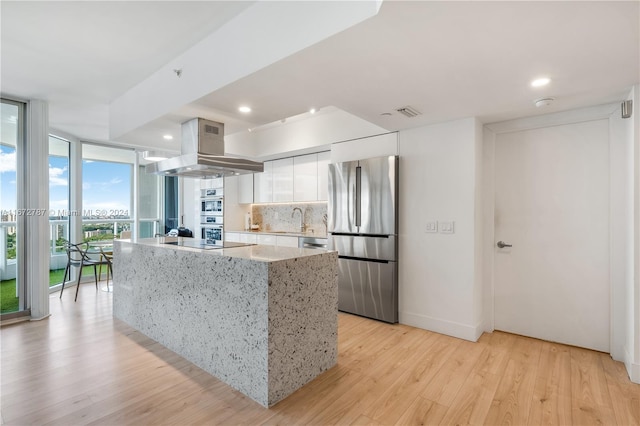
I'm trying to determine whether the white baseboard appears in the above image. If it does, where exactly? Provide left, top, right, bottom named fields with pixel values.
left=624, top=346, right=640, bottom=384
left=400, top=311, right=484, bottom=342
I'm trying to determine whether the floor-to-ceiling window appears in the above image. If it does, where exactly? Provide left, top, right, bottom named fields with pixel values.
left=164, top=176, right=179, bottom=234
left=0, top=99, right=25, bottom=315
left=48, top=135, right=70, bottom=289
left=1, top=108, right=176, bottom=307
left=81, top=144, right=134, bottom=243
left=138, top=164, right=160, bottom=238
left=137, top=158, right=181, bottom=237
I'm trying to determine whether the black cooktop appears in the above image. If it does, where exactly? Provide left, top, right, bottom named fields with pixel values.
left=163, top=240, right=255, bottom=250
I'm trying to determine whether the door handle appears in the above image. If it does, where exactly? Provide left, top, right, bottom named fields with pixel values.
left=497, top=241, right=512, bottom=248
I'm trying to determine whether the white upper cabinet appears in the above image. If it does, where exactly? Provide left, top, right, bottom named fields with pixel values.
left=293, top=153, right=318, bottom=201
left=317, top=151, right=330, bottom=201
left=254, top=160, right=273, bottom=203
left=250, top=151, right=330, bottom=204
left=237, top=174, right=254, bottom=204
left=272, top=157, right=294, bottom=202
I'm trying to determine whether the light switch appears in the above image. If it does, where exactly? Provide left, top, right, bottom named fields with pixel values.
left=439, top=221, right=455, bottom=234
left=425, top=222, right=437, bottom=233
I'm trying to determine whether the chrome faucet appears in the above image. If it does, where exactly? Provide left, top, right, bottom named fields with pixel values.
left=292, top=207, right=305, bottom=232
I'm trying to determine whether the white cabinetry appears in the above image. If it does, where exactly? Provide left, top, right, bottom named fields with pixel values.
left=317, top=151, right=330, bottom=201
left=239, top=233, right=257, bottom=244
left=254, top=161, right=273, bottom=203
left=225, top=232, right=257, bottom=244
left=293, top=153, right=318, bottom=202
left=238, top=174, right=254, bottom=204
left=228, top=232, right=299, bottom=247
left=272, top=157, right=294, bottom=202
left=251, top=151, right=330, bottom=204
left=257, top=234, right=276, bottom=246
left=276, top=235, right=299, bottom=247
left=225, top=232, right=241, bottom=243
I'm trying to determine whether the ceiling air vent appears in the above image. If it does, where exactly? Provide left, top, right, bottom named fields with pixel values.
left=395, top=106, right=422, bottom=118
left=204, top=124, right=219, bottom=134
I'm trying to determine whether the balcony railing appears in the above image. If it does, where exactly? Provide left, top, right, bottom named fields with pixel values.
left=1, top=218, right=162, bottom=280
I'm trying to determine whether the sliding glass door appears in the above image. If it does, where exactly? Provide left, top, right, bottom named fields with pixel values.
left=48, top=136, right=70, bottom=289
left=0, top=99, right=25, bottom=315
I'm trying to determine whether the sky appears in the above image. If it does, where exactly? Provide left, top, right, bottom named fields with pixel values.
left=0, top=144, right=131, bottom=218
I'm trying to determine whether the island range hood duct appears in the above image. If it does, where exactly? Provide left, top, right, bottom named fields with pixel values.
left=146, top=118, right=263, bottom=178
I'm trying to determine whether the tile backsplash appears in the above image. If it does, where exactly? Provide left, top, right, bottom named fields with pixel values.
left=251, top=203, right=328, bottom=236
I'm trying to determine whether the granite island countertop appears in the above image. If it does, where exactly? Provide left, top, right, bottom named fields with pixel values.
left=124, top=236, right=331, bottom=260
left=112, top=236, right=338, bottom=407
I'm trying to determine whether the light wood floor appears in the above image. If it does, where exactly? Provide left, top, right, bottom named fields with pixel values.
left=1, top=287, right=638, bottom=426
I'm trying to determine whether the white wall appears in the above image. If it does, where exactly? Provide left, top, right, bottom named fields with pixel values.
left=398, top=118, right=483, bottom=341
left=330, top=132, right=398, bottom=163
left=631, top=85, right=640, bottom=383
left=226, top=108, right=388, bottom=160
left=610, top=97, right=635, bottom=363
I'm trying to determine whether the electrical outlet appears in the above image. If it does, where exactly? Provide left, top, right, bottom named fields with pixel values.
left=425, top=222, right=437, bottom=233
left=439, top=221, right=455, bottom=234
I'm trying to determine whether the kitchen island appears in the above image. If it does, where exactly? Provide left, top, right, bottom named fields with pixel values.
left=112, top=237, right=338, bottom=407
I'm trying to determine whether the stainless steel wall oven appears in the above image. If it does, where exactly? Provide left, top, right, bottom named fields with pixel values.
left=200, top=186, right=224, bottom=245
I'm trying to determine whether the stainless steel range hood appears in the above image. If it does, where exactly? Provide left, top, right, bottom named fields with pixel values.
left=146, top=118, right=263, bottom=178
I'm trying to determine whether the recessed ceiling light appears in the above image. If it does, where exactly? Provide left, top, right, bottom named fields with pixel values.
left=163, top=134, right=173, bottom=140
left=534, top=97, right=555, bottom=107
left=309, top=108, right=316, bottom=114
left=239, top=106, right=251, bottom=113
left=531, top=77, right=551, bottom=87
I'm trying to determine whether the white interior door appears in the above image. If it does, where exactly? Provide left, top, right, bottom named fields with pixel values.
left=494, top=119, right=610, bottom=352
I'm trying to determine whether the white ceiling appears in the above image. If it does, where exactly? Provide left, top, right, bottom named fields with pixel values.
left=2, top=1, right=638, bottom=152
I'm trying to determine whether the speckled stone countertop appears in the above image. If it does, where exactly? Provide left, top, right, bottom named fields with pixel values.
left=130, top=236, right=330, bottom=260
left=112, top=237, right=338, bottom=407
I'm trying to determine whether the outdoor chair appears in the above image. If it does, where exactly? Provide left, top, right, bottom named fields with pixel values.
left=99, top=247, right=113, bottom=292
left=59, top=241, right=110, bottom=301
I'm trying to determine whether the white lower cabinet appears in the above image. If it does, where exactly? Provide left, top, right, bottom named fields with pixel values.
left=239, top=233, right=257, bottom=244
left=276, top=235, right=299, bottom=248
left=225, top=232, right=257, bottom=244
left=227, top=232, right=299, bottom=247
left=225, top=232, right=241, bottom=243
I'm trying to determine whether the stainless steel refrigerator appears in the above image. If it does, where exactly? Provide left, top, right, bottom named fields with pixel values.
left=328, top=155, right=398, bottom=323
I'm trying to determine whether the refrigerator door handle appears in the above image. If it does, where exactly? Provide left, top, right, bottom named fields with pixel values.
left=355, top=166, right=361, bottom=227
left=351, top=182, right=356, bottom=228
